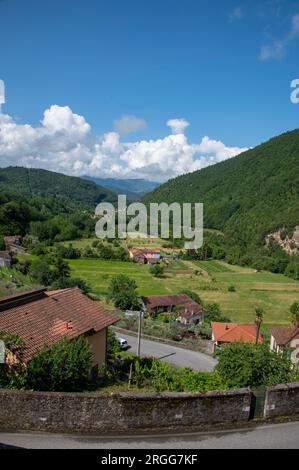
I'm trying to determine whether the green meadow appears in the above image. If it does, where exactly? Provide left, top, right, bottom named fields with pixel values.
left=68, top=258, right=299, bottom=326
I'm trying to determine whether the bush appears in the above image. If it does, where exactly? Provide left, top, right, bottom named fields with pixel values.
left=216, top=342, right=296, bottom=389
left=0, top=332, right=27, bottom=389
left=55, top=244, right=81, bottom=259
left=149, top=264, right=164, bottom=277
left=194, top=323, right=212, bottom=339
left=27, top=336, right=93, bottom=392
left=50, top=276, right=89, bottom=293
left=106, top=329, right=122, bottom=361
left=108, top=274, right=140, bottom=310
left=228, top=285, right=236, bottom=292
left=179, top=290, right=202, bottom=304
left=204, top=303, right=231, bottom=324
left=108, top=356, right=226, bottom=393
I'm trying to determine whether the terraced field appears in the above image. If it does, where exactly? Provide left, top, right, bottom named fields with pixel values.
left=68, top=258, right=299, bottom=326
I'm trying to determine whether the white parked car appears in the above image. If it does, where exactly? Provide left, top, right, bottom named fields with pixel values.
left=118, top=337, right=129, bottom=350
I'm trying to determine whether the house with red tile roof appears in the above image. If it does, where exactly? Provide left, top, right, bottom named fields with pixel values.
left=4, top=235, right=26, bottom=254
left=269, top=317, right=299, bottom=364
left=129, top=248, right=161, bottom=264
left=211, top=322, right=263, bottom=353
left=0, top=288, right=118, bottom=367
left=142, top=294, right=205, bottom=326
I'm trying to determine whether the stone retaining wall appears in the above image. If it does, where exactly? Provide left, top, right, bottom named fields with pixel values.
left=0, top=388, right=251, bottom=433
left=264, top=382, right=299, bottom=419
left=0, top=382, right=298, bottom=433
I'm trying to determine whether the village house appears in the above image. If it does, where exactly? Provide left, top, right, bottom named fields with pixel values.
left=269, top=316, right=299, bottom=364
left=0, top=288, right=118, bottom=367
left=211, top=322, right=263, bottom=353
left=4, top=235, right=26, bottom=254
left=0, top=251, right=12, bottom=267
left=142, top=294, right=205, bottom=327
left=129, top=248, right=161, bottom=265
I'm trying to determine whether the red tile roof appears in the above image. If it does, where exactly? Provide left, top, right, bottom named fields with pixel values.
left=0, top=288, right=118, bottom=361
left=143, top=294, right=205, bottom=317
left=4, top=235, right=22, bottom=246
left=211, top=322, right=263, bottom=344
left=269, top=325, right=299, bottom=346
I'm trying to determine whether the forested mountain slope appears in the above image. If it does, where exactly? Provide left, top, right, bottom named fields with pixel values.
left=0, top=167, right=116, bottom=209
left=143, top=129, right=299, bottom=256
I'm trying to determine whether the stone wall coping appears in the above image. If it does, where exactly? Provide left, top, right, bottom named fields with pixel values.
left=0, top=387, right=250, bottom=400
left=266, top=382, right=299, bottom=392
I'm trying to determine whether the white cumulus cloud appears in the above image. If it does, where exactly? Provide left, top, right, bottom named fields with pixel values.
left=167, top=118, right=190, bottom=135
left=114, top=114, right=147, bottom=135
left=0, top=105, right=249, bottom=182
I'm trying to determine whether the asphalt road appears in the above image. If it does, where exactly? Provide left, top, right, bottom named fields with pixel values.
left=118, top=333, right=217, bottom=371
left=0, top=421, right=298, bottom=449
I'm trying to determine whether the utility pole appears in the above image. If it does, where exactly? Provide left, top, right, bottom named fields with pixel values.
left=137, top=310, right=142, bottom=357
left=255, top=308, right=263, bottom=345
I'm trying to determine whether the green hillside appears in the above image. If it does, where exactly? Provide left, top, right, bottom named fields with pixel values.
left=143, top=129, right=299, bottom=269
left=0, top=167, right=117, bottom=244
left=0, top=167, right=116, bottom=209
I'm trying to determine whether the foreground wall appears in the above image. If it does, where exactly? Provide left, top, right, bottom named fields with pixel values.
left=0, top=389, right=251, bottom=433
left=264, top=382, right=299, bottom=419
left=0, top=382, right=298, bottom=433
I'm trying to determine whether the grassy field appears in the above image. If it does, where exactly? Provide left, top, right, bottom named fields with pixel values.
left=68, top=257, right=299, bottom=326
left=63, top=237, right=168, bottom=250
left=0, top=267, right=39, bottom=297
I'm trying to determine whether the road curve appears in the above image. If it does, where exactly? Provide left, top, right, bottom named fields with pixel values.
left=118, top=333, right=217, bottom=371
left=0, top=421, right=298, bottom=449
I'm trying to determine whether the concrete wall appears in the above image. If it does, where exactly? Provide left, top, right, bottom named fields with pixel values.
left=86, top=329, right=106, bottom=367
left=0, top=388, right=251, bottom=433
left=264, top=382, right=299, bottom=419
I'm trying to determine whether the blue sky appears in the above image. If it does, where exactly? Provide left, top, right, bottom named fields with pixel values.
left=0, top=0, right=299, bottom=181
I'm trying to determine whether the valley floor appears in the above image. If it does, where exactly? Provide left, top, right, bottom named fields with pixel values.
left=68, top=255, right=299, bottom=326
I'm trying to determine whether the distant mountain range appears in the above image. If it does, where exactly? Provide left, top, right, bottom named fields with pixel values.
left=83, top=176, right=160, bottom=201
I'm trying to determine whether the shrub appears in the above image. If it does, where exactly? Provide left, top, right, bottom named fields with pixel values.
left=194, top=323, right=212, bottom=340
left=50, top=276, right=89, bottom=293
left=204, top=303, right=231, bottom=324
left=55, top=244, right=81, bottom=259
left=179, top=290, right=202, bottom=304
left=108, top=274, right=140, bottom=310
left=106, top=329, right=122, bottom=361
left=117, top=356, right=226, bottom=393
left=0, top=332, right=27, bottom=389
left=216, top=342, right=296, bottom=389
left=228, top=285, right=236, bottom=292
left=149, top=264, right=164, bottom=277
left=27, top=336, right=93, bottom=392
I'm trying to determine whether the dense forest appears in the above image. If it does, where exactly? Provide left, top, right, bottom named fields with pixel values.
left=0, top=167, right=116, bottom=208
left=0, top=167, right=118, bottom=246
left=0, top=191, right=96, bottom=246
left=143, top=129, right=299, bottom=276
